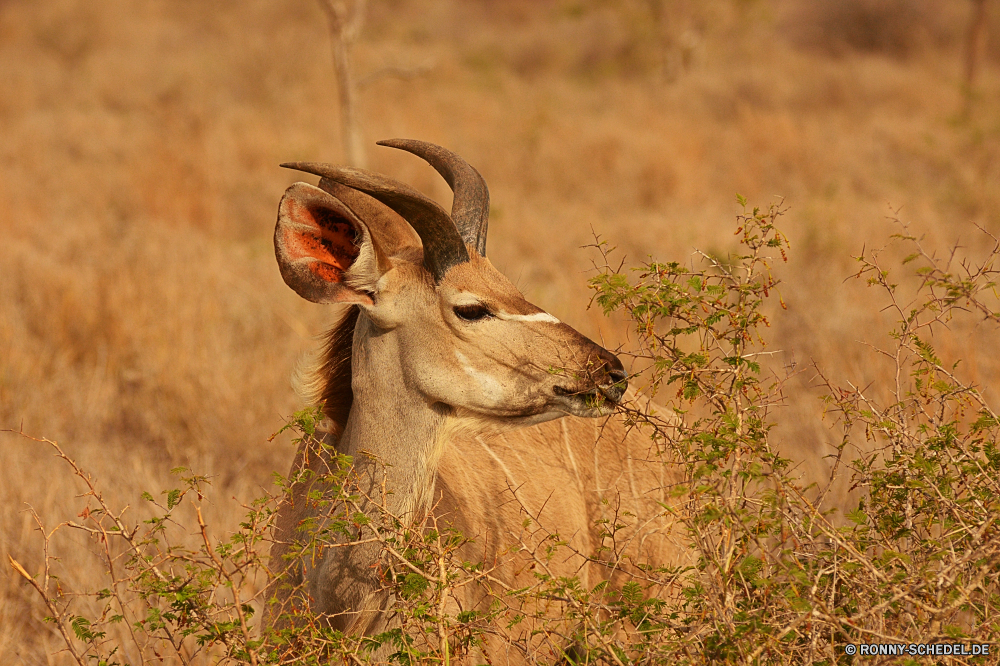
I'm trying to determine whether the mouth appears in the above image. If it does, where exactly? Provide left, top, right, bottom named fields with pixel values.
left=553, top=384, right=623, bottom=416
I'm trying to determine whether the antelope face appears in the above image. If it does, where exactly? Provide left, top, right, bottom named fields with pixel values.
left=391, top=256, right=626, bottom=423
left=274, top=140, right=627, bottom=425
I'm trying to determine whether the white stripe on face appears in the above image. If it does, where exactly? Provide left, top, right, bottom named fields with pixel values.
left=452, top=292, right=560, bottom=324
left=494, top=311, right=561, bottom=324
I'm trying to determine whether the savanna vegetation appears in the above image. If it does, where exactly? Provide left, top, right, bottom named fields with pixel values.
left=3, top=0, right=1000, bottom=663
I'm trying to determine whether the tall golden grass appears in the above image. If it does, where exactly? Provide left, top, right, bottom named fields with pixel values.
left=2, top=0, right=999, bottom=661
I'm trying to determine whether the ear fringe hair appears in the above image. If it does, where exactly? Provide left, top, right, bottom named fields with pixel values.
left=292, top=350, right=323, bottom=408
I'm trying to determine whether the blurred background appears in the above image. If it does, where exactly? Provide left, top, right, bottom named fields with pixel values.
left=2, top=0, right=999, bottom=660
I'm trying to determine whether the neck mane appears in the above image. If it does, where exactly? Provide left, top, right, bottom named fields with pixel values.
left=300, top=305, right=359, bottom=441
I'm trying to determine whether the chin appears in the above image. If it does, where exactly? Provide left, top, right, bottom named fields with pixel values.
left=450, top=405, right=569, bottom=434
left=553, top=392, right=618, bottom=418
left=561, top=405, right=616, bottom=419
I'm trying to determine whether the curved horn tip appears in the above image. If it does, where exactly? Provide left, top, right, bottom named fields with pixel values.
left=373, top=139, right=490, bottom=257
left=280, top=162, right=330, bottom=175
left=376, top=138, right=434, bottom=149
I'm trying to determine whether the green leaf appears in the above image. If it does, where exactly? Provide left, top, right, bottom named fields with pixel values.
left=400, top=573, right=429, bottom=599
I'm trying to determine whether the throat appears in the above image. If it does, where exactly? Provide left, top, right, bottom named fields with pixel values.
left=339, top=391, right=456, bottom=519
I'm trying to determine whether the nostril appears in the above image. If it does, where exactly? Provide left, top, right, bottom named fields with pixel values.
left=607, top=368, right=627, bottom=385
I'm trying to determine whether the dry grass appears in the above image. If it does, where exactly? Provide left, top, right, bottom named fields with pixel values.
left=2, top=0, right=1000, bottom=661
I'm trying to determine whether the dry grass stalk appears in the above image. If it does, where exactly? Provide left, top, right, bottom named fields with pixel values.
left=963, top=0, right=991, bottom=116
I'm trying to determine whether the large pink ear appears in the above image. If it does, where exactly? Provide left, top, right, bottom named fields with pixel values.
left=274, top=182, right=376, bottom=305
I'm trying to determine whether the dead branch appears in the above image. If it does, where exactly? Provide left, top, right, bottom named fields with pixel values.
left=315, top=0, right=369, bottom=168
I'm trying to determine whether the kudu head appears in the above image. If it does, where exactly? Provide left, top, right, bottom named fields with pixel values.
left=274, top=140, right=626, bottom=427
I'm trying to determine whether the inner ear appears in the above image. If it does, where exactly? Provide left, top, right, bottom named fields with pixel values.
left=285, top=203, right=359, bottom=282
left=275, top=182, right=374, bottom=305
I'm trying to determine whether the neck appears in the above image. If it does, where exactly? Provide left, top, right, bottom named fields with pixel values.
left=301, top=312, right=452, bottom=627
left=340, top=313, right=448, bottom=521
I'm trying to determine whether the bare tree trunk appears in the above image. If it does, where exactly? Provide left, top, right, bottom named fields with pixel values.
left=962, top=0, right=989, bottom=117
left=317, top=0, right=369, bottom=168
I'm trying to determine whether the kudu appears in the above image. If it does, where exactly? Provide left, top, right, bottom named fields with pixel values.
left=269, top=140, right=685, bottom=661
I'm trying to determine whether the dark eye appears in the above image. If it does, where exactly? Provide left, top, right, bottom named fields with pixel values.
left=453, top=304, right=493, bottom=322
